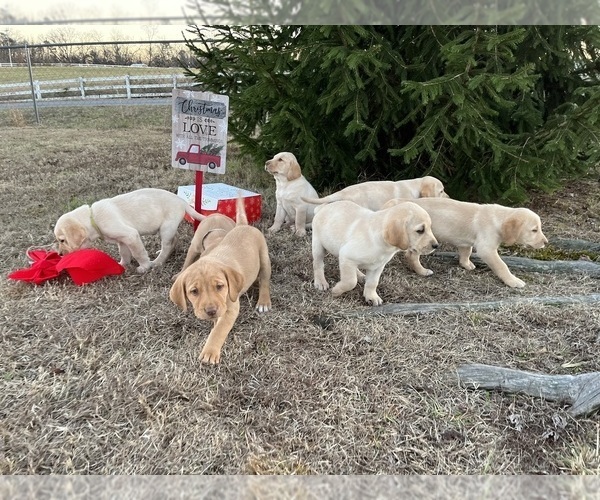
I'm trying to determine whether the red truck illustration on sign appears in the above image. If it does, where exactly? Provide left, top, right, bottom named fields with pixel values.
left=175, top=144, right=222, bottom=169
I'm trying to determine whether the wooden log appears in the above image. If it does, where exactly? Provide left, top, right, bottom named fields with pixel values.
left=315, top=294, right=600, bottom=322
left=550, top=237, right=600, bottom=253
left=430, top=252, right=600, bottom=277
left=456, top=363, right=600, bottom=416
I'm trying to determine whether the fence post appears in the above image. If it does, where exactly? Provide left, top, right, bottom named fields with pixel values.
left=125, top=75, right=131, bottom=98
left=25, top=44, right=40, bottom=125
left=79, top=76, right=85, bottom=98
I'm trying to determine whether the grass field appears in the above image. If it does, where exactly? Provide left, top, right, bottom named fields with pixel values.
left=0, top=104, right=175, bottom=129
left=0, top=65, right=186, bottom=85
left=1, top=105, right=600, bottom=474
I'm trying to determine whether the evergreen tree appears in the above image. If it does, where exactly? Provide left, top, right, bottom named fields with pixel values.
left=188, top=0, right=600, bottom=25
left=183, top=25, right=600, bottom=202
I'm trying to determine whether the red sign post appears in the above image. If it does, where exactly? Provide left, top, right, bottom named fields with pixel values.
left=194, top=171, right=203, bottom=230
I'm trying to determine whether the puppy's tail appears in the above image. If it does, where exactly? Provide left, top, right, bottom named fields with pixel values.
left=185, top=204, right=206, bottom=222
left=300, top=194, right=337, bottom=205
left=235, top=191, right=248, bottom=226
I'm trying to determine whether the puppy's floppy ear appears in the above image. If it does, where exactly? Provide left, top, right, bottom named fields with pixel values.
left=60, top=220, right=88, bottom=251
left=169, top=273, right=188, bottom=312
left=223, top=266, right=245, bottom=302
left=383, top=218, right=409, bottom=250
left=500, top=214, right=523, bottom=246
left=286, top=157, right=302, bottom=181
left=419, top=179, right=435, bottom=198
left=71, top=224, right=88, bottom=249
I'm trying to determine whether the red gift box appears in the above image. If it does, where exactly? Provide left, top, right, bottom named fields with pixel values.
left=177, top=183, right=262, bottom=224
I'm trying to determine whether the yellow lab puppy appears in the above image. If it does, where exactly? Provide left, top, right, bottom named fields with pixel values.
left=265, top=152, right=319, bottom=236
left=54, top=188, right=205, bottom=273
left=311, top=200, right=439, bottom=305
left=170, top=196, right=272, bottom=364
left=383, top=197, right=548, bottom=288
left=302, top=175, right=447, bottom=211
left=174, top=213, right=236, bottom=279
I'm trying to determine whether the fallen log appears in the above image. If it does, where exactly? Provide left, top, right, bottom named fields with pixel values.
left=457, top=363, right=600, bottom=416
left=430, top=252, right=600, bottom=277
left=313, top=294, right=600, bottom=323
left=550, top=237, right=600, bottom=253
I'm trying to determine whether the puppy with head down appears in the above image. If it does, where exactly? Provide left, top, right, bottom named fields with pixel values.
left=383, top=197, right=548, bottom=288
left=311, top=200, right=439, bottom=305
left=302, top=175, right=448, bottom=211
left=54, top=188, right=205, bottom=273
left=170, top=196, right=272, bottom=364
left=174, top=213, right=236, bottom=279
left=265, top=152, right=319, bottom=236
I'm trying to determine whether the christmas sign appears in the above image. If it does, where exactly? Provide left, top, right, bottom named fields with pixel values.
left=171, top=89, right=229, bottom=174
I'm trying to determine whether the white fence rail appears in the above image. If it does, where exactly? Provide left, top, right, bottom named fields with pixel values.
left=0, top=73, right=194, bottom=103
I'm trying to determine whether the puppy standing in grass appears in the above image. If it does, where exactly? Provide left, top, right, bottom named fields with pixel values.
left=382, top=197, right=548, bottom=288
left=302, top=175, right=448, bottom=211
left=311, top=200, right=439, bottom=305
left=265, top=152, right=319, bottom=236
left=54, top=188, right=205, bottom=273
left=170, top=195, right=272, bottom=364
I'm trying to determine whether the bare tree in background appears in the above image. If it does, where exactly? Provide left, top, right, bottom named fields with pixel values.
left=106, top=28, right=138, bottom=65
left=0, top=28, right=24, bottom=64
left=43, top=27, right=83, bottom=63
left=143, top=25, right=159, bottom=66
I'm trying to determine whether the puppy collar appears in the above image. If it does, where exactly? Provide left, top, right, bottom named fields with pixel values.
left=89, top=206, right=103, bottom=239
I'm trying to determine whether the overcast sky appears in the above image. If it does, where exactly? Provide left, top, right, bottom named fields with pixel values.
left=2, top=0, right=192, bottom=22
left=0, top=0, right=200, bottom=43
left=2, top=24, right=190, bottom=44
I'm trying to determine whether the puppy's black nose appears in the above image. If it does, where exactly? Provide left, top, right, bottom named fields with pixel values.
left=205, top=306, right=218, bottom=318
left=432, top=243, right=439, bottom=249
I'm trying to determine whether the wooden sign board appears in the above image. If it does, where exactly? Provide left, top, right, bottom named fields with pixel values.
left=171, top=89, right=229, bottom=174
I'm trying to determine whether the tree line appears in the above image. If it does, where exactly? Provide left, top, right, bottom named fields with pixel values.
left=0, top=29, right=195, bottom=68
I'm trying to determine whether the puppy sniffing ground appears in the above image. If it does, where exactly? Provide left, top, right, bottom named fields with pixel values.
left=54, top=188, right=205, bottom=273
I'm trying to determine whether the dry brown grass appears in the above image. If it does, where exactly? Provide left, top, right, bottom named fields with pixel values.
left=1, top=110, right=600, bottom=474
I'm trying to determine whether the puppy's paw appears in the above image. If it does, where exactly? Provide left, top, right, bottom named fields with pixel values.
left=417, top=268, right=434, bottom=277
left=294, top=228, right=307, bottom=237
left=136, top=263, right=152, bottom=274
left=200, top=346, right=221, bottom=364
left=267, top=225, right=281, bottom=234
left=460, top=261, right=476, bottom=271
left=506, top=277, right=526, bottom=288
left=314, top=279, right=329, bottom=291
left=256, top=302, right=271, bottom=313
left=364, top=294, right=383, bottom=306
left=331, top=283, right=353, bottom=298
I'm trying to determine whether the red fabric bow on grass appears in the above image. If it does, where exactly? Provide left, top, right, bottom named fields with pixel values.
left=8, top=248, right=125, bottom=285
